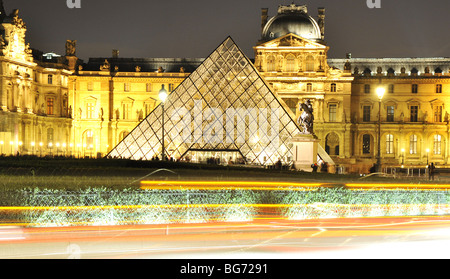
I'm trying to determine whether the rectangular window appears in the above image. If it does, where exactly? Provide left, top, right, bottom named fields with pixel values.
left=412, top=84, right=418, bottom=94
left=329, top=104, right=337, bottom=122
left=386, top=134, right=394, bottom=154
left=124, top=83, right=130, bottom=92
left=47, top=98, right=54, bottom=115
left=145, top=103, right=153, bottom=116
left=410, top=106, right=418, bottom=122
left=330, top=83, right=337, bottom=93
left=362, top=134, right=371, bottom=154
left=410, top=135, right=417, bottom=155
left=434, top=106, right=443, bottom=122
left=86, top=102, right=95, bottom=119
left=47, top=75, right=53, bottom=85
left=388, top=84, right=394, bottom=94
left=363, top=106, right=371, bottom=122
left=169, top=84, right=174, bottom=92
left=436, top=84, right=443, bottom=93
left=87, top=82, right=93, bottom=91
left=434, top=134, right=442, bottom=155
left=364, top=84, right=371, bottom=94
left=146, top=83, right=152, bottom=92
left=387, top=106, right=394, bottom=122
left=122, top=103, right=131, bottom=120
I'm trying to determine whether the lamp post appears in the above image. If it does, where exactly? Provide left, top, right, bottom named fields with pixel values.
left=159, top=85, right=168, bottom=161
left=376, top=87, right=385, bottom=173
left=31, top=142, right=35, bottom=156
left=401, top=148, right=405, bottom=166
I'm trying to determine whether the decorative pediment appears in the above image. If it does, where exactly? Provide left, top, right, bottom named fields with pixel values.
left=257, top=33, right=327, bottom=49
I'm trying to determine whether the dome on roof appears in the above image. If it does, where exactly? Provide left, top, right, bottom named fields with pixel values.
left=262, top=4, right=322, bottom=42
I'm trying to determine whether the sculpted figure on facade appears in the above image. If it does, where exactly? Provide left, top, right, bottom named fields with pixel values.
left=65, top=40, right=77, bottom=56
left=298, top=99, right=314, bottom=135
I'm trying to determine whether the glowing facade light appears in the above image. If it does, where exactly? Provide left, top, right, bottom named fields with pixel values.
left=376, top=87, right=385, bottom=100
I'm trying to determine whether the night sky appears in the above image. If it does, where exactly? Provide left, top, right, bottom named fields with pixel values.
left=6, top=0, right=450, bottom=62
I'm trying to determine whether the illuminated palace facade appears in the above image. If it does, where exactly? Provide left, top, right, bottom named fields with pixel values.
left=2, top=3, right=450, bottom=173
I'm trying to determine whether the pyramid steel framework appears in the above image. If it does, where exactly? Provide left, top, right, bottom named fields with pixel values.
left=108, top=37, right=302, bottom=165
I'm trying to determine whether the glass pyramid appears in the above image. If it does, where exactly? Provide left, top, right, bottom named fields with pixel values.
left=108, top=37, right=301, bottom=165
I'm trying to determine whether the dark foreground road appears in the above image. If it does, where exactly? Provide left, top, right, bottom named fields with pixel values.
left=1, top=216, right=450, bottom=259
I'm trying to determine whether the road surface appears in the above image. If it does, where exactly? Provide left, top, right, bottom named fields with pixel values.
left=1, top=216, right=450, bottom=259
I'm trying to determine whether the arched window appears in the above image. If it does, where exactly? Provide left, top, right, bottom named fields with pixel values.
left=47, top=128, right=54, bottom=148
left=286, top=54, right=295, bottom=72
left=330, top=83, right=337, bottom=93
left=267, top=55, right=276, bottom=72
left=325, top=133, right=340, bottom=156
left=434, top=134, right=442, bottom=155
left=305, top=55, right=314, bottom=72
left=83, top=130, right=94, bottom=151
left=306, top=83, right=313, bottom=92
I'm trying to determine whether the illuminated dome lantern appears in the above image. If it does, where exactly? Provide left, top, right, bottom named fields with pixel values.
left=261, top=4, right=324, bottom=43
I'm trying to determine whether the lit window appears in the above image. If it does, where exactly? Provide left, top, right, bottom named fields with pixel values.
left=434, top=134, right=442, bottom=155
left=47, top=98, right=54, bottom=115
left=85, top=130, right=94, bottom=150
left=124, top=83, right=130, bottom=92
left=286, top=54, right=295, bottom=73
left=267, top=56, right=276, bottom=72
left=409, top=135, right=417, bottom=155
left=47, top=128, right=54, bottom=148
left=122, top=103, right=132, bottom=120
left=434, top=106, right=443, bottom=122
left=86, top=102, right=95, bottom=119
left=305, top=56, right=314, bottom=72
left=329, top=104, right=337, bottom=122
left=386, top=106, right=394, bottom=122
left=362, top=134, right=371, bottom=154
left=386, top=134, right=394, bottom=154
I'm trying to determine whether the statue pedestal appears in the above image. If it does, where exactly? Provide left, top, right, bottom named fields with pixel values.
left=291, top=134, right=320, bottom=172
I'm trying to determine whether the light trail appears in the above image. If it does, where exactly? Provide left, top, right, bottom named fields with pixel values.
left=2, top=216, right=450, bottom=258
left=140, top=180, right=326, bottom=191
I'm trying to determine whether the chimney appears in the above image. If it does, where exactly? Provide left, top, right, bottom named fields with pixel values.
left=318, top=7, right=325, bottom=41
left=261, top=8, right=268, bottom=34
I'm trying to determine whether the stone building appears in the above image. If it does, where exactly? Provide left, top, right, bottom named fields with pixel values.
left=2, top=1, right=450, bottom=173
left=0, top=5, right=72, bottom=157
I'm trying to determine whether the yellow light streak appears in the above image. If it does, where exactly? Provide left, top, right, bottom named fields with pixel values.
left=140, top=180, right=325, bottom=191
left=346, top=183, right=450, bottom=190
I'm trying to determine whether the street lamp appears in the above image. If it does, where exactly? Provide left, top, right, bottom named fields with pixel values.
left=376, top=87, right=385, bottom=173
left=159, top=85, right=168, bottom=161
left=31, top=142, right=35, bottom=156
left=401, top=148, right=405, bottom=166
